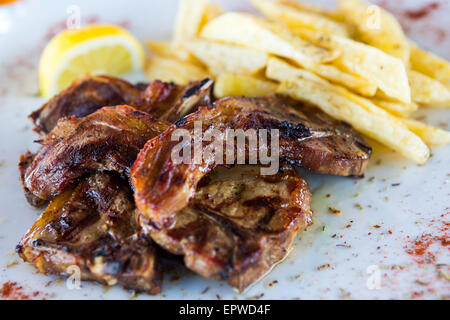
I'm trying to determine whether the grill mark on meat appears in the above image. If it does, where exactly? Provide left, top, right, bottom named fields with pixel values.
left=262, top=118, right=313, bottom=140
left=242, top=196, right=282, bottom=208
left=192, top=204, right=262, bottom=279
left=30, top=75, right=144, bottom=135
left=194, top=204, right=251, bottom=240
left=163, top=201, right=267, bottom=280
left=17, top=173, right=162, bottom=294
left=140, top=165, right=313, bottom=291
left=50, top=212, right=100, bottom=242
left=24, top=106, right=170, bottom=200
left=242, top=196, right=281, bottom=229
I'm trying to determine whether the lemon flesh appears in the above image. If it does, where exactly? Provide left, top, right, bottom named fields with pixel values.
left=39, top=24, right=144, bottom=98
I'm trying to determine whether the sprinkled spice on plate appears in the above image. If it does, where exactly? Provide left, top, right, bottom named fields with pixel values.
left=405, top=2, right=440, bottom=20
left=404, top=212, right=449, bottom=265
left=329, top=207, right=341, bottom=215
left=1, top=281, right=47, bottom=300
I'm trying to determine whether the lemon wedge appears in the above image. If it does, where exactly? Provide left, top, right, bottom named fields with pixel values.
left=39, top=24, right=145, bottom=98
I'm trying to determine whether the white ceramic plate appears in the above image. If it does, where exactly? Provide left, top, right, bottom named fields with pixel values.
left=0, top=0, right=449, bottom=300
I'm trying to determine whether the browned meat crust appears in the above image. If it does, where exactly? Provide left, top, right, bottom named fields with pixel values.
left=18, top=151, right=47, bottom=208
left=131, top=96, right=371, bottom=229
left=30, top=75, right=144, bottom=135
left=154, top=78, right=213, bottom=122
left=29, top=75, right=213, bottom=135
left=24, top=105, right=170, bottom=200
left=16, top=172, right=162, bottom=294
left=140, top=165, right=312, bottom=292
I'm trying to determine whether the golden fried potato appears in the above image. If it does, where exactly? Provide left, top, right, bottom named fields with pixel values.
left=201, top=12, right=339, bottom=67
left=277, top=77, right=429, bottom=164
left=266, top=57, right=377, bottom=98
left=146, top=40, right=204, bottom=67
left=146, top=41, right=174, bottom=57
left=294, top=29, right=411, bottom=103
left=251, top=0, right=349, bottom=37
left=408, top=70, right=450, bottom=107
left=173, top=0, right=208, bottom=45
left=403, top=119, right=450, bottom=146
left=187, top=39, right=268, bottom=76
left=371, top=99, right=418, bottom=118
left=172, top=0, right=209, bottom=62
left=199, top=2, right=223, bottom=30
left=338, top=0, right=410, bottom=64
left=146, top=55, right=210, bottom=85
left=410, top=42, right=450, bottom=89
left=214, top=73, right=277, bottom=98
left=277, top=0, right=341, bottom=19
left=307, top=64, right=377, bottom=97
left=266, top=57, right=327, bottom=84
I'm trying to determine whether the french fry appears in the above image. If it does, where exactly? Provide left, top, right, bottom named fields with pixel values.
left=276, top=0, right=346, bottom=23
left=172, top=0, right=209, bottom=62
left=251, top=0, right=349, bottom=37
left=410, top=42, right=450, bottom=89
left=199, top=3, right=223, bottom=30
left=186, top=39, right=268, bottom=76
left=407, top=70, right=450, bottom=107
left=146, top=41, right=174, bottom=57
left=146, top=40, right=204, bottom=67
left=338, top=0, right=410, bottom=64
left=173, top=0, right=208, bottom=45
left=307, top=63, right=377, bottom=97
left=146, top=55, right=210, bottom=86
left=277, top=0, right=343, bottom=21
left=293, top=29, right=411, bottom=103
left=403, top=119, right=450, bottom=146
left=277, top=77, right=430, bottom=164
left=201, top=12, right=339, bottom=67
left=146, top=41, right=206, bottom=69
left=266, top=57, right=377, bottom=98
left=214, top=73, right=277, bottom=98
left=266, top=57, right=328, bottom=84
left=371, top=99, right=418, bottom=118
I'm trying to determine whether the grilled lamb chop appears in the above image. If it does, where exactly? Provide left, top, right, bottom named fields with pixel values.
left=30, top=75, right=213, bottom=135
left=24, top=105, right=170, bottom=200
left=17, top=172, right=162, bottom=294
left=131, top=95, right=371, bottom=229
left=30, top=75, right=144, bottom=135
left=140, top=165, right=312, bottom=292
left=22, top=75, right=212, bottom=203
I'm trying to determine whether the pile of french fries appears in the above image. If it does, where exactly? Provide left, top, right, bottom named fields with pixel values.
left=145, top=0, right=450, bottom=164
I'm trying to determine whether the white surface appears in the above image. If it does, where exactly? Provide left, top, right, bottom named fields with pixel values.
left=0, top=0, right=449, bottom=300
